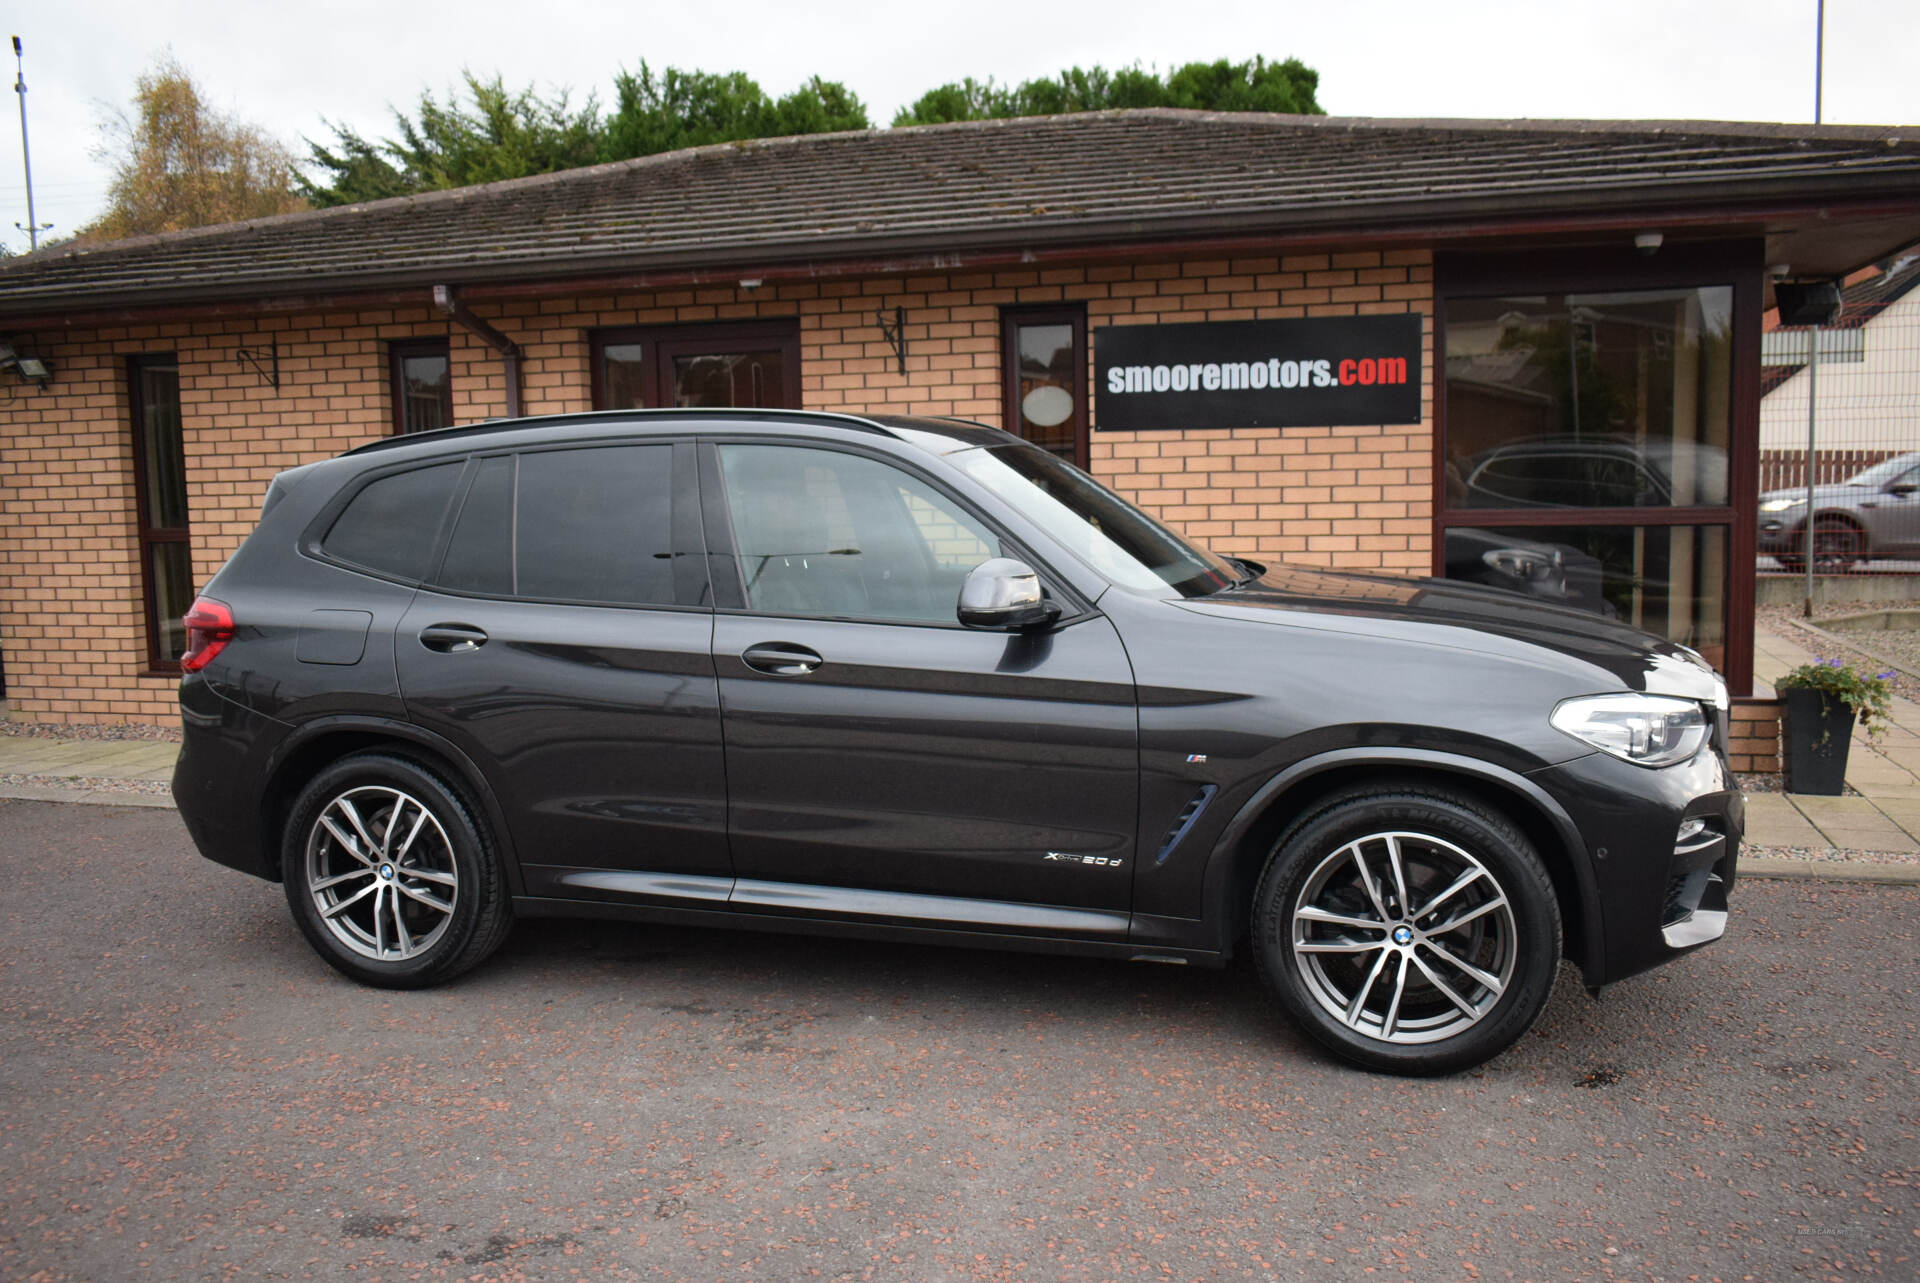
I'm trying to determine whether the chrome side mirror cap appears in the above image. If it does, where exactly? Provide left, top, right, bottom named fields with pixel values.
left=957, top=558, right=1060, bottom=631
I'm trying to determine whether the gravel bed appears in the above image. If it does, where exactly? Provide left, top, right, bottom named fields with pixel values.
left=0, top=773, right=174, bottom=795
left=1744, top=842, right=1920, bottom=866
left=0, top=719, right=181, bottom=743
left=1757, top=601, right=1920, bottom=703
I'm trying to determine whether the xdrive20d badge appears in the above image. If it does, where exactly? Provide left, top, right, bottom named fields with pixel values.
left=173, top=411, right=1739, bottom=1075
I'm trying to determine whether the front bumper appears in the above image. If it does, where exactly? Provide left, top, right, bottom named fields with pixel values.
left=1529, top=744, right=1742, bottom=988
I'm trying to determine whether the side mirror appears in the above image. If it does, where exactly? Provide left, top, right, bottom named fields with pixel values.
left=957, top=558, right=1061, bottom=631
left=1888, top=483, right=1918, bottom=497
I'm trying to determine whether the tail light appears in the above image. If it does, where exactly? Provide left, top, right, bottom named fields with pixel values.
left=181, top=597, right=235, bottom=673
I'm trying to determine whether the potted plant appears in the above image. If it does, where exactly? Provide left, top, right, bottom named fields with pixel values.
left=1776, top=657, right=1893, bottom=794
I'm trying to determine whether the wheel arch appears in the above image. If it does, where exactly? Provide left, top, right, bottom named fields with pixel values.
left=1198, top=748, right=1603, bottom=983
left=260, top=717, right=521, bottom=892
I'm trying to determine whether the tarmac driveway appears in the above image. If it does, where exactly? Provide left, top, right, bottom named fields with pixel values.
left=1, top=798, right=1916, bottom=1281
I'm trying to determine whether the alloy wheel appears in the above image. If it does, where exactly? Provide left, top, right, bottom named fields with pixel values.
left=1290, top=830, right=1518, bottom=1045
left=303, top=785, right=460, bottom=962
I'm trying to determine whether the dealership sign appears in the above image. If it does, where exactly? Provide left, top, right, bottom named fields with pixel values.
left=1094, top=315, right=1423, bottom=430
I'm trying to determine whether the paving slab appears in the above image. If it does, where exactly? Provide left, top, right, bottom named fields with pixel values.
left=1740, top=793, right=1827, bottom=847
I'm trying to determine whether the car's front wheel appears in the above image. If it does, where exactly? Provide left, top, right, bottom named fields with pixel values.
left=281, top=753, right=513, bottom=988
left=1252, top=784, right=1561, bottom=1075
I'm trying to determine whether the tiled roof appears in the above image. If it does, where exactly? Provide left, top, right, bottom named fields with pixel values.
left=4, top=110, right=1919, bottom=314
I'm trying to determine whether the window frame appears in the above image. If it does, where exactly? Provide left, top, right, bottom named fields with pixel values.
left=129, top=353, right=190, bottom=674
left=1434, top=242, right=1764, bottom=695
left=589, top=320, right=802, bottom=411
left=389, top=337, right=454, bottom=435
left=1000, top=304, right=1089, bottom=469
left=696, top=437, right=1089, bottom=626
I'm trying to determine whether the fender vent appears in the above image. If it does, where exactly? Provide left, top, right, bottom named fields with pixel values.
left=1155, top=785, right=1217, bottom=865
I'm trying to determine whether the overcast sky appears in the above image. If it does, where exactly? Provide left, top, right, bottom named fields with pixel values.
left=2, top=0, right=1915, bottom=250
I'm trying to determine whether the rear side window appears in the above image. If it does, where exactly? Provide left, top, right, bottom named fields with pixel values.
left=435, top=445, right=678, bottom=606
left=322, top=463, right=462, bottom=580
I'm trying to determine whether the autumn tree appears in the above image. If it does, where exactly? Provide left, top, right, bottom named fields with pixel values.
left=86, top=57, right=306, bottom=238
left=892, top=57, right=1322, bottom=126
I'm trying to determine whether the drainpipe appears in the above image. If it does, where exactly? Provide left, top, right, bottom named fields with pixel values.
left=431, top=284, right=523, bottom=418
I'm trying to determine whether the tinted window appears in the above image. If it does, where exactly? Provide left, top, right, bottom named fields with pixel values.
left=433, top=446, right=676, bottom=606
left=323, top=463, right=462, bottom=580
left=437, top=456, right=514, bottom=595
left=718, top=445, right=1001, bottom=623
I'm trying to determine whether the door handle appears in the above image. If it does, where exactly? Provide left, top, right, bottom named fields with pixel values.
left=418, top=624, right=489, bottom=653
left=741, top=642, right=823, bottom=676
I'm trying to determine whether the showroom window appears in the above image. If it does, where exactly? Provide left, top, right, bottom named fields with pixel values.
left=1438, top=247, right=1761, bottom=690
left=1002, top=305, right=1088, bottom=467
left=129, top=355, right=192, bottom=670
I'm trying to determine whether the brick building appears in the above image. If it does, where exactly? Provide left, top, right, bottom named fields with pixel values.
left=3, top=111, right=1919, bottom=771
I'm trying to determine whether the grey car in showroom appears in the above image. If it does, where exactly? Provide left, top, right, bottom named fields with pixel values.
left=1758, top=452, right=1920, bottom=571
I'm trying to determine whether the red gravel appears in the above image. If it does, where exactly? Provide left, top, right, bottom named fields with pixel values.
left=2, top=799, right=1915, bottom=1280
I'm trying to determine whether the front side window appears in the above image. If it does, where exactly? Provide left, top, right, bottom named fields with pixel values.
left=390, top=339, right=453, bottom=434
left=949, top=441, right=1237, bottom=597
left=717, top=445, right=1001, bottom=623
left=435, top=446, right=677, bottom=607
left=130, top=355, right=191, bottom=668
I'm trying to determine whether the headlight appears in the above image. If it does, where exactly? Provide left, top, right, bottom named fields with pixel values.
left=1482, top=547, right=1562, bottom=583
left=1759, top=497, right=1805, bottom=512
left=1550, top=693, right=1710, bottom=767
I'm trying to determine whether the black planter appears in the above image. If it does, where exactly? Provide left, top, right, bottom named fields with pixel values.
left=1782, top=687, right=1856, bottom=795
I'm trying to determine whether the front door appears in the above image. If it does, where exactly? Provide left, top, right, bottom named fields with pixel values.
left=704, top=440, right=1139, bottom=928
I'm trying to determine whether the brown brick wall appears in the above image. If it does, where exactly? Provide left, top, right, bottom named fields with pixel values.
left=0, top=249, right=1435, bottom=725
left=1729, top=699, right=1783, bottom=775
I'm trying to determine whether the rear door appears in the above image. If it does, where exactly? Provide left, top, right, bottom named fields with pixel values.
left=704, top=439, right=1139, bottom=932
left=396, top=440, right=730, bottom=905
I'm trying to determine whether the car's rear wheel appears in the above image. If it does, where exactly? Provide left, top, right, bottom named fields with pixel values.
left=1252, top=785, right=1561, bottom=1075
left=281, top=753, right=512, bottom=988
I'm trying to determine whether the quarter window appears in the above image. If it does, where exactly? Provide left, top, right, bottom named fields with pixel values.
left=322, top=464, right=464, bottom=581
left=717, top=445, right=1000, bottom=623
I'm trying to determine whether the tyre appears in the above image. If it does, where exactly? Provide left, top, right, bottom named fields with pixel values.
left=1252, top=784, right=1561, bottom=1075
left=1807, top=517, right=1865, bottom=573
left=281, top=752, right=513, bottom=988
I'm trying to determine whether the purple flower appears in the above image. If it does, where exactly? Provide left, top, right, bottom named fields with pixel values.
left=1878, top=672, right=1895, bottom=680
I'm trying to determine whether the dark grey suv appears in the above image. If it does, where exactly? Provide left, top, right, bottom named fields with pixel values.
left=173, top=411, right=1741, bottom=1075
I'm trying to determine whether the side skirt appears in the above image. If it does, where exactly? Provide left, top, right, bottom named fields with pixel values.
left=512, top=894, right=1225, bottom=968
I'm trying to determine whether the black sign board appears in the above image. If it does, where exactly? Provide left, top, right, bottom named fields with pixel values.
left=1094, top=315, right=1423, bottom=431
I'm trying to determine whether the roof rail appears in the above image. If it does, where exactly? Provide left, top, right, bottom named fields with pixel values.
left=342, top=407, right=899, bottom=457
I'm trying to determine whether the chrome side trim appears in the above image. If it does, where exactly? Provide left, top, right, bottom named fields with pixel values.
left=550, top=869, right=734, bottom=901
left=731, top=878, right=1129, bottom=935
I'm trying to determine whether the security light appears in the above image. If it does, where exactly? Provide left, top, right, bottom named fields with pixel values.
left=16, top=355, right=50, bottom=382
